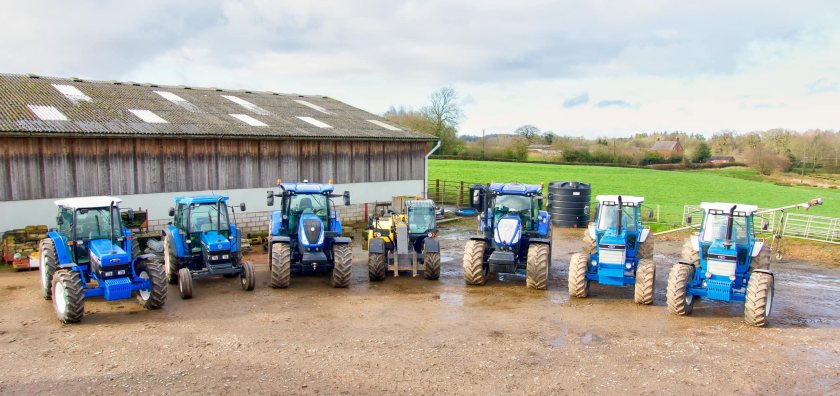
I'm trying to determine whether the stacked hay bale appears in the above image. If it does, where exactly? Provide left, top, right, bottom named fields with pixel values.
left=2, top=225, right=47, bottom=270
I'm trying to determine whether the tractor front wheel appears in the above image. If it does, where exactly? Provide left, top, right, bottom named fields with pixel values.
left=634, top=259, right=656, bottom=305
left=270, top=243, right=291, bottom=288
left=526, top=243, right=550, bottom=290
left=568, top=253, right=590, bottom=298
left=744, top=271, right=774, bottom=327
left=240, top=262, right=256, bottom=291
left=582, top=232, right=597, bottom=255
left=423, top=246, right=441, bottom=280
left=666, top=263, right=695, bottom=316
left=368, top=252, right=386, bottom=281
left=136, top=258, right=167, bottom=309
left=39, top=239, right=58, bottom=300
left=52, top=270, right=85, bottom=324
left=178, top=268, right=193, bottom=299
left=331, top=244, right=352, bottom=288
left=164, top=234, right=180, bottom=285
left=463, top=240, right=487, bottom=286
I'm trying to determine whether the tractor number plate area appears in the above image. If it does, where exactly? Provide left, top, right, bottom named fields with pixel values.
left=706, top=279, right=733, bottom=301
left=102, top=277, right=133, bottom=301
left=598, top=265, right=626, bottom=286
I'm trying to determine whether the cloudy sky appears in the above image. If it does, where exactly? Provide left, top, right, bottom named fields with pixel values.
left=1, top=1, right=838, bottom=137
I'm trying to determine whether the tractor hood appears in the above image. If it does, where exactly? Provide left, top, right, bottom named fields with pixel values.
left=201, top=231, right=231, bottom=253
left=88, top=239, right=131, bottom=267
left=707, top=240, right=738, bottom=262
left=494, top=214, right=522, bottom=247
left=299, top=214, right=325, bottom=247
left=599, top=231, right=626, bottom=249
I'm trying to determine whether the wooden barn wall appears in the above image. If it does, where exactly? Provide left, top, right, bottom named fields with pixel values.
left=0, top=137, right=427, bottom=201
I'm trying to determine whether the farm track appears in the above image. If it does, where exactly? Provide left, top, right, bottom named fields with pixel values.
left=0, top=226, right=838, bottom=394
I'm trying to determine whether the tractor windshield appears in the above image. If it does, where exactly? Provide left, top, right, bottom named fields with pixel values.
left=189, top=203, right=230, bottom=235
left=701, top=213, right=749, bottom=245
left=75, top=207, right=123, bottom=243
left=597, top=204, right=637, bottom=232
left=493, top=195, right=532, bottom=225
left=408, top=206, right=435, bottom=234
left=289, top=193, right=328, bottom=232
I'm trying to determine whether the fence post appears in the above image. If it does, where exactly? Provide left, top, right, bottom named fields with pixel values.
left=435, top=179, right=440, bottom=203
left=458, top=181, right=465, bottom=206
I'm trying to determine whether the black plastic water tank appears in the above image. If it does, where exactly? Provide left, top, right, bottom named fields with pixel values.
left=547, top=181, right=591, bottom=228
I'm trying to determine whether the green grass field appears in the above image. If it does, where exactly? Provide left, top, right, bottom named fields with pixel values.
left=429, top=160, right=839, bottom=226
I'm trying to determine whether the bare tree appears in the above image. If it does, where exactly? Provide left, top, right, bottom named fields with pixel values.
left=515, top=125, right=541, bottom=143
left=420, top=87, right=464, bottom=155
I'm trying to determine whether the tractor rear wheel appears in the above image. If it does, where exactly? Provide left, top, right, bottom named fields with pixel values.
left=52, top=270, right=85, bottom=324
left=744, top=271, right=774, bottom=327
left=680, top=239, right=700, bottom=267
left=136, top=258, right=167, bottom=309
left=568, top=253, right=590, bottom=298
left=178, top=268, right=193, bottom=299
left=39, top=239, right=58, bottom=300
left=270, top=243, right=291, bottom=288
left=666, top=263, right=695, bottom=316
left=368, top=253, right=386, bottom=281
left=750, top=247, right=771, bottom=271
left=240, top=261, right=256, bottom=291
left=423, top=248, right=441, bottom=280
left=526, top=243, right=550, bottom=290
left=331, top=244, right=352, bottom=288
left=131, top=238, right=140, bottom=258
left=463, top=240, right=487, bottom=286
left=634, top=259, right=656, bottom=305
left=637, top=233, right=655, bottom=260
left=582, top=231, right=598, bottom=255
left=164, top=234, right=180, bottom=285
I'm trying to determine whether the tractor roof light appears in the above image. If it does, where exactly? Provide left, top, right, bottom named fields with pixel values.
left=276, top=179, right=282, bottom=186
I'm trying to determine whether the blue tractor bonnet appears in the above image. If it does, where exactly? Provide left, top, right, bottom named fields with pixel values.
left=494, top=214, right=522, bottom=246
left=88, top=239, right=131, bottom=266
left=298, top=214, right=326, bottom=247
left=201, top=231, right=231, bottom=252
left=174, top=195, right=230, bottom=205
left=280, top=183, right=334, bottom=194
left=489, top=183, right=542, bottom=195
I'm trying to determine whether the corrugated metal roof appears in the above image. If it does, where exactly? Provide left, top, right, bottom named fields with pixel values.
left=0, top=73, right=435, bottom=141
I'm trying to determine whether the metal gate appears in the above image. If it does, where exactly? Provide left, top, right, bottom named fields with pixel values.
left=782, top=213, right=840, bottom=244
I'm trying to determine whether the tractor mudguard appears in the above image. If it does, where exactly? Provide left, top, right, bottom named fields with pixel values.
left=751, top=268, right=773, bottom=276
left=750, top=240, right=765, bottom=257
left=368, top=237, right=386, bottom=254
left=537, top=210, right=550, bottom=237
left=270, top=211, right=284, bottom=236
left=470, top=236, right=489, bottom=243
left=587, top=224, right=597, bottom=241
left=529, top=238, right=551, bottom=245
left=677, top=260, right=696, bottom=267
left=332, top=237, right=352, bottom=244
left=423, top=237, right=440, bottom=253
left=639, top=227, right=651, bottom=243
left=46, top=231, right=74, bottom=265
left=270, top=235, right=291, bottom=244
left=164, top=226, right=190, bottom=257
left=690, top=234, right=700, bottom=252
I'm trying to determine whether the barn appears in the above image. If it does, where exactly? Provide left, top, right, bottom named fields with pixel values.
left=0, top=73, right=437, bottom=233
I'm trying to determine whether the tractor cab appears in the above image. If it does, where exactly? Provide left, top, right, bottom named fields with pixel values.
left=405, top=199, right=436, bottom=238
left=53, top=197, right=133, bottom=275
left=366, top=198, right=441, bottom=281
left=169, top=195, right=243, bottom=263
left=590, top=195, right=649, bottom=264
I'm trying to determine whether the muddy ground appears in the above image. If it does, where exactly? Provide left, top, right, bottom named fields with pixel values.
left=1, top=224, right=838, bottom=395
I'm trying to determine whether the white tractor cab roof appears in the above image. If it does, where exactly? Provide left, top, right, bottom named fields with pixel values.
left=54, top=196, right=122, bottom=210
left=700, top=202, right=758, bottom=216
left=596, top=195, right=644, bottom=206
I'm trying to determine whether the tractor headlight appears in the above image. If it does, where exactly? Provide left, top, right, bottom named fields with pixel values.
left=222, top=254, right=230, bottom=260
left=374, top=232, right=381, bottom=237
left=104, top=271, right=113, bottom=277
left=211, top=255, right=219, bottom=261
left=729, top=275, right=736, bottom=281
left=228, top=236, right=234, bottom=240
left=117, top=269, right=126, bottom=276
left=591, top=259, right=597, bottom=267
left=705, top=271, right=712, bottom=279
left=427, top=232, right=435, bottom=238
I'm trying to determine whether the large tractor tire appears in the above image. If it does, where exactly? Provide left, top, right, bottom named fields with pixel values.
left=423, top=247, right=441, bottom=280
left=52, top=270, right=85, bottom=324
left=331, top=244, right=353, bottom=288
left=136, top=258, right=167, bottom=309
left=633, top=259, right=656, bottom=305
left=163, top=234, right=180, bottom=285
left=750, top=247, right=771, bottom=271
left=666, top=263, right=696, bottom=316
left=463, top=240, right=487, bottom=286
left=680, top=239, right=700, bottom=267
left=368, top=252, right=386, bottom=281
left=270, top=243, right=291, bottom=288
left=744, top=271, right=774, bottom=327
left=568, top=253, right=590, bottom=298
left=39, top=239, right=58, bottom=300
left=178, top=268, right=193, bottom=299
left=526, top=243, right=550, bottom=290
left=240, top=261, right=256, bottom=291
left=637, top=233, right=655, bottom=260
left=131, top=238, right=140, bottom=258
left=582, top=231, right=598, bottom=255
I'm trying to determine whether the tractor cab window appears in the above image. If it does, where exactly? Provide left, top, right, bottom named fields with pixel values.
left=408, top=206, right=435, bottom=234
left=493, top=195, right=532, bottom=227
left=597, top=204, right=637, bottom=232
left=75, top=207, right=122, bottom=242
left=188, top=203, right=230, bottom=235
left=701, top=213, right=749, bottom=245
left=58, top=207, right=73, bottom=237
left=289, top=194, right=328, bottom=231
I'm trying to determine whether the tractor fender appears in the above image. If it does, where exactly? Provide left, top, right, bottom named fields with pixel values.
left=163, top=225, right=191, bottom=257
left=750, top=240, right=765, bottom=257
left=470, top=236, right=489, bottom=243
left=751, top=268, right=773, bottom=277
left=690, top=234, right=700, bottom=252
left=587, top=224, right=596, bottom=241
left=676, top=260, right=696, bottom=267
left=423, top=237, right=440, bottom=253
left=332, top=237, right=352, bottom=244
left=529, top=238, right=551, bottom=246
left=368, top=237, right=386, bottom=254
left=46, top=231, right=74, bottom=265
left=270, top=236, right=291, bottom=245
left=639, top=227, right=651, bottom=243
left=270, top=211, right=284, bottom=236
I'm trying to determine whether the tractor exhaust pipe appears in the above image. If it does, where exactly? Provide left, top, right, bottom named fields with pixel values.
left=724, top=205, right=736, bottom=249
left=616, top=195, right=623, bottom=234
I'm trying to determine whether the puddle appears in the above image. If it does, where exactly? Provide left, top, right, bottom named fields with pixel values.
left=549, top=292, right=569, bottom=305
left=440, top=293, right=464, bottom=307
left=440, top=255, right=456, bottom=264
left=581, top=331, right=603, bottom=344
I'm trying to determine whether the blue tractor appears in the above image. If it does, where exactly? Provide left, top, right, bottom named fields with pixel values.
left=266, top=181, right=353, bottom=288
left=463, top=183, right=552, bottom=289
left=162, top=195, right=255, bottom=299
left=568, top=195, right=656, bottom=304
left=666, top=202, right=774, bottom=326
left=38, top=197, right=167, bottom=323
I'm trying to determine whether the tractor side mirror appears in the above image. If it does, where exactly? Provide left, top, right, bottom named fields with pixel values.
left=762, top=221, right=769, bottom=231
left=686, top=216, right=693, bottom=224
left=240, top=203, right=247, bottom=212
left=168, top=207, right=175, bottom=217
left=126, top=209, right=135, bottom=221
left=343, top=191, right=350, bottom=206
left=267, top=191, right=275, bottom=207
left=469, top=185, right=485, bottom=211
